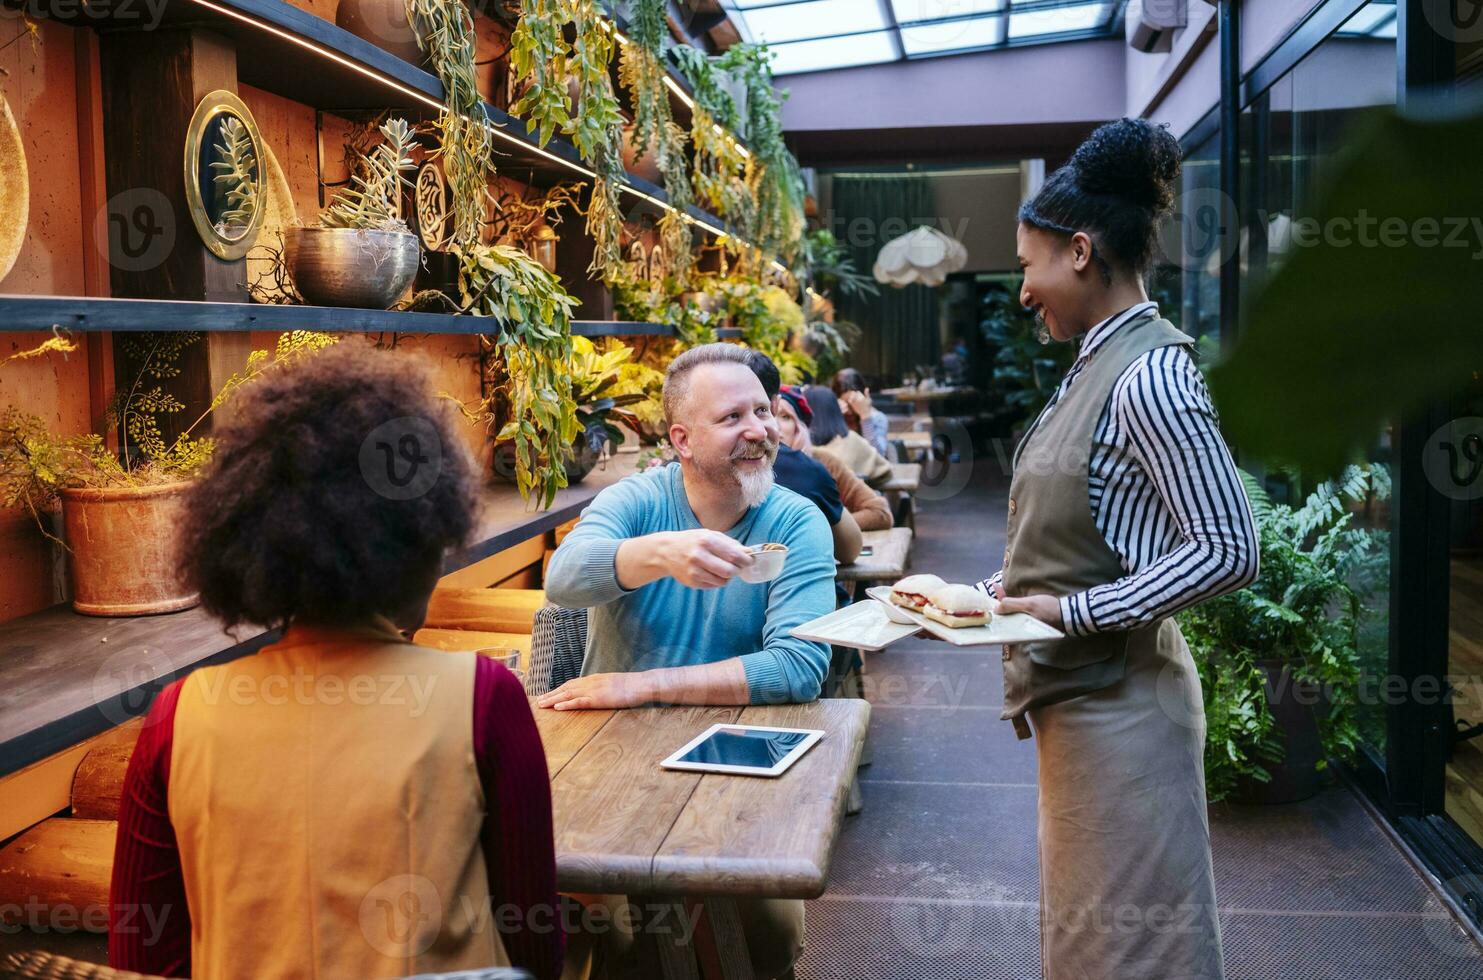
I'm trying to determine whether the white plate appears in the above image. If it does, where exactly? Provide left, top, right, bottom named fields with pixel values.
left=864, top=587, right=1065, bottom=647
left=789, top=600, right=922, bottom=651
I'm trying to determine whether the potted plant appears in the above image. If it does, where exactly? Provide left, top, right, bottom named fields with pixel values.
left=566, top=337, right=645, bottom=482
left=1179, top=466, right=1388, bottom=803
left=0, top=331, right=337, bottom=616
left=285, top=117, right=420, bottom=309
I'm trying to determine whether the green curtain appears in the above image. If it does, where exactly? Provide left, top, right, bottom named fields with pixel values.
left=831, top=175, right=939, bottom=383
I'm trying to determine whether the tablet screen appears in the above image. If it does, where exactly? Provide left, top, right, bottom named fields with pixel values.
left=677, top=727, right=811, bottom=769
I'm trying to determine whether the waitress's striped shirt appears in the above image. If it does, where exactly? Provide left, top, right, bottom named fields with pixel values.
left=980, top=302, right=1259, bottom=636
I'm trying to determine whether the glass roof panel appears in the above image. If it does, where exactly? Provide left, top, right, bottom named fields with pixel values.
left=722, top=0, right=1125, bottom=75
left=1007, top=2, right=1109, bottom=40
left=1335, top=2, right=1398, bottom=38
left=737, top=0, right=889, bottom=45
left=767, top=32, right=902, bottom=75
left=900, top=13, right=1005, bottom=56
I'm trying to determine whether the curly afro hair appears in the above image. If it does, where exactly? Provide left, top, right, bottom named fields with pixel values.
left=177, top=342, right=481, bottom=631
left=1019, top=117, right=1182, bottom=277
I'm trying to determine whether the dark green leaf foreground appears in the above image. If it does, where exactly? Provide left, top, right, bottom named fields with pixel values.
left=1209, top=105, right=1483, bottom=474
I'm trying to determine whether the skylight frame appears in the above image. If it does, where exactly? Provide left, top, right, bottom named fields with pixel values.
left=722, top=0, right=1130, bottom=75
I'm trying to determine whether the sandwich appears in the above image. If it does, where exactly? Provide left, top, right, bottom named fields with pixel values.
left=889, top=574, right=946, bottom=612
left=922, top=584, right=993, bottom=628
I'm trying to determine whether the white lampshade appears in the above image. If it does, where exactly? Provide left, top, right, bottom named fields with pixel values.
left=872, top=225, right=968, bottom=288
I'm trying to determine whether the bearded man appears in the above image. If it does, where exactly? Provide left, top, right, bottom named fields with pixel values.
left=540, top=344, right=833, bottom=980
left=542, top=342, right=835, bottom=714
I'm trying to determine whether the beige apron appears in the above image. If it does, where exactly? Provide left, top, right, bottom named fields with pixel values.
left=1002, top=315, right=1225, bottom=980
left=169, top=623, right=509, bottom=979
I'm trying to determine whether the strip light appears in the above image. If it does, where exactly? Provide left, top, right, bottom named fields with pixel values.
left=188, top=0, right=764, bottom=243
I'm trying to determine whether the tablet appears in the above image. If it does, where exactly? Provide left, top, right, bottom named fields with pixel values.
left=660, top=724, right=825, bottom=777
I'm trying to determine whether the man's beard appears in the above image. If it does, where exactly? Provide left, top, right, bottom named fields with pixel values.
left=700, top=437, right=778, bottom=508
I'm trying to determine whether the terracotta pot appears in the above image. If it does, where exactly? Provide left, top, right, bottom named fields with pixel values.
left=621, top=125, right=663, bottom=184
left=60, top=482, right=199, bottom=617
left=336, top=0, right=425, bottom=64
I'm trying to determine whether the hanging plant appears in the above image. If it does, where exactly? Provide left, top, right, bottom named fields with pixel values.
left=406, top=0, right=497, bottom=247
left=672, top=44, right=748, bottom=231
left=509, top=0, right=573, bottom=148
left=456, top=243, right=579, bottom=507
left=618, top=0, right=693, bottom=284
left=509, top=0, right=627, bottom=281
left=720, top=42, right=806, bottom=266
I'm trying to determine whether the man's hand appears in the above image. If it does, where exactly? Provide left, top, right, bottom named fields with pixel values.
left=616, top=529, right=756, bottom=591
left=657, top=529, right=755, bottom=589
left=995, top=594, right=1065, bottom=631
left=839, top=390, right=874, bottom=420
left=537, top=672, right=655, bottom=711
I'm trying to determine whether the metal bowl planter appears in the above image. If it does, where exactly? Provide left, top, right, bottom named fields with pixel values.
left=284, top=226, right=419, bottom=309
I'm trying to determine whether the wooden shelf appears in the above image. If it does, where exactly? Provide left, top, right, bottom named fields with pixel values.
left=35, top=0, right=736, bottom=236
left=0, top=463, right=631, bottom=778
left=0, top=295, right=674, bottom=338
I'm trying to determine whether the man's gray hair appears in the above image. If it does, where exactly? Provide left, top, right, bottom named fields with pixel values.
left=662, top=343, right=754, bottom=426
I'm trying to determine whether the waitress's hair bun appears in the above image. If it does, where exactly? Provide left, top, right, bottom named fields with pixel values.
left=1018, top=117, right=1183, bottom=278
left=1070, top=118, right=1181, bottom=216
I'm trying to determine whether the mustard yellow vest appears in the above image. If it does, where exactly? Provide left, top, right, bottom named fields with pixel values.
left=168, top=624, right=508, bottom=979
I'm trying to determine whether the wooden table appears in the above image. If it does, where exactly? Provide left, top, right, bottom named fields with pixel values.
left=835, top=528, right=913, bottom=589
left=880, top=462, right=921, bottom=494
left=880, top=463, right=921, bottom=531
left=893, top=430, right=933, bottom=462
left=879, top=385, right=975, bottom=403
left=539, top=698, right=871, bottom=978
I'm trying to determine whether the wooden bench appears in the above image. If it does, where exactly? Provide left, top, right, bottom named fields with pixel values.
left=413, top=586, right=546, bottom=669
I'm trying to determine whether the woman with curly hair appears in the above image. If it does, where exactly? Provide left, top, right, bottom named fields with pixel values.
left=107, top=343, right=563, bottom=980
left=980, top=119, right=1259, bottom=980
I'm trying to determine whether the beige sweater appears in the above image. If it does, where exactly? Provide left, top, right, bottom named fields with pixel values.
left=816, top=430, right=893, bottom=488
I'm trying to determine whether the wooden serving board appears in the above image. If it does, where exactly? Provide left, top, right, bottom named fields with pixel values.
left=789, top=600, right=922, bottom=651
left=863, top=587, right=1065, bottom=647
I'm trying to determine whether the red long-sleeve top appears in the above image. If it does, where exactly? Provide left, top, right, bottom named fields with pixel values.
left=107, top=656, right=563, bottom=980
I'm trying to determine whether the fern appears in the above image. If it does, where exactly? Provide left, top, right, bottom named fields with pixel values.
left=1179, top=465, right=1391, bottom=801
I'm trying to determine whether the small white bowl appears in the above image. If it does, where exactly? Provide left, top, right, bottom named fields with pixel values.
left=866, top=586, right=922, bottom=624
left=740, top=544, right=788, bottom=584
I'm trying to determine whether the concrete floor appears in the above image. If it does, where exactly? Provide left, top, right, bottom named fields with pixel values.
left=796, top=462, right=1483, bottom=980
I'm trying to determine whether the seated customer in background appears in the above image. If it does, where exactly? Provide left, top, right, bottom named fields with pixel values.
left=807, top=385, right=894, bottom=488
left=110, top=345, right=562, bottom=980
left=777, top=386, right=893, bottom=533
left=831, top=367, right=890, bottom=458
left=541, top=342, right=834, bottom=980
left=742, top=351, right=863, bottom=564
left=747, top=351, right=892, bottom=538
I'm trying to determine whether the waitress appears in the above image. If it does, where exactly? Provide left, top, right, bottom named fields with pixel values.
left=986, top=118, right=1258, bottom=980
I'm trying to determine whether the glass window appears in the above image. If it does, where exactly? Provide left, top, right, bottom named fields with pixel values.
left=734, top=0, right=888, bottom=45
left=1153, top=125, right=1220, bottom=350
left=766, top=33, right=900, bottom=75
left=1235, top=0, right=1397, bottom=768
left=893, top=0, right=1007, bottom=54
left=732, top=0, right=1121, bottom=73
left=1007, top=2, right=1109, bottom=40
left=900, top=14, right=1004, bottom=56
